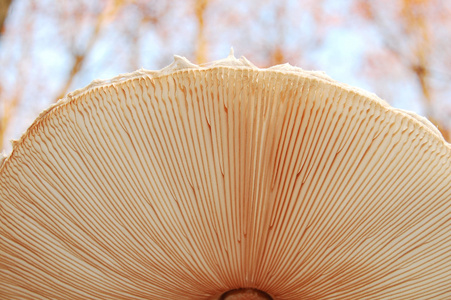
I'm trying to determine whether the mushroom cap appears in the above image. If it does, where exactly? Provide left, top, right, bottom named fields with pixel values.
left=1, top=54, right=451, bottom=299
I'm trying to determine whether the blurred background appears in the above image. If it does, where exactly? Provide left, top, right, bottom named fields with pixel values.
left=1, top=0, right=451, bottom=154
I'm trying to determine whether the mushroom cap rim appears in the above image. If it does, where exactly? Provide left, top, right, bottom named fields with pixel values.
left=1, top=52, right=449, bottom=172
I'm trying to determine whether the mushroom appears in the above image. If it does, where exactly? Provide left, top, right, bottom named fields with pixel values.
left=1, top=52, right=450, bottom=299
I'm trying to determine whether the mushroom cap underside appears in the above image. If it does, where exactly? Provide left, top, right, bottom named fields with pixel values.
left=1, top=55, right=451, bottom=299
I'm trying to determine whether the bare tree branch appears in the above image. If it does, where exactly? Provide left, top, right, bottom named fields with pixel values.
left=195, top=0, right=208, bottom=64
left=55, top=0, right=125, bottom=101
left=0, top=0, right=13, bottom=37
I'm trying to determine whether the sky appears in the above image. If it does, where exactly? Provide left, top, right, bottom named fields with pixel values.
left=1, top=0, right=445, bottom=154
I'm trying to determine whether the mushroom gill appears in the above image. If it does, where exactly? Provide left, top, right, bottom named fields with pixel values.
left=1, top=53, right=450, bottom=299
